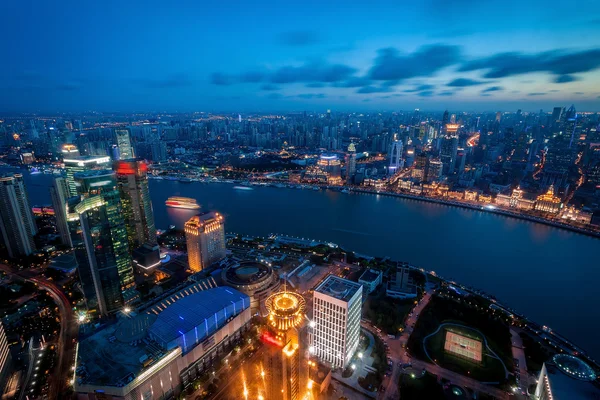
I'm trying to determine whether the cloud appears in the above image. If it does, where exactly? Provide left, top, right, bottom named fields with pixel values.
left=428, top=29, right=474, bottom=39
left=460, top=48, right=600, bottom=79
left=404, top=84, right=435, bottom=93
left=239, top=71, right=265, bottom=83
left=270, top=62, right=356, bottom=84
left=554, top=74, right=579, bottom=84
left=140, top=74, right=192, bottom=89
left=438, top=90, right=455, bottom=96
left=266, top=93, right=284, bottom=100
left=528, top=92, right=547, bottom=96
left=306, top=82, right=326, bottom=88
left=210, top=73, right=235, bottom=86
left=297, top=93, right=326, bottom=99
left=356, top=85, right=392, bottom=94
left=369, top=44, right=461, bottom=81
left=260, top=84, right=280, bottom=91
left=481, top=86, right=503, bottom=93
left=278, top=30, right=320, bottom=46
left=418, top=90, right=434, bottom=97
left=574, top=91, right=585, bottom=95
left=548, top=89, right=560, bottom=93
left=447, top=78, right=485, bottom=87
left=55, top=83, right=81, bottom=91
left=332, top=76, right=372, bottom=88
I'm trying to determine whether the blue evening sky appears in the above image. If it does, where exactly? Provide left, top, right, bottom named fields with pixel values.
left=2, top=0, right=600, bottom=112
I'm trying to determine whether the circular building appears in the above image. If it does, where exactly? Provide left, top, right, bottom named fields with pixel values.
left=265, top=290, right=306, bottom=332
left=222, top=261, right=280, bottom=315
left=552, top=354, right=597, bottom=381
left=317, top=153, right=342, bottom=184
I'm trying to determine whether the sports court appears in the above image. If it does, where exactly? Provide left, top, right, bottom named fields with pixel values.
left=444, top=330, right=483, bottom=362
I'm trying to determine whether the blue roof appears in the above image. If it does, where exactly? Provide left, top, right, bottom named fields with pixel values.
left=148, top=287, right=249, bottom=346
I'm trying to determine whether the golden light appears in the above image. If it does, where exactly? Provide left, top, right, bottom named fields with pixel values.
left=265, top=290, right=306, bottom=332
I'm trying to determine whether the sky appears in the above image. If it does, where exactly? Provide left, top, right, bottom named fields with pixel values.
left=2, top=0, right=600, bottom=112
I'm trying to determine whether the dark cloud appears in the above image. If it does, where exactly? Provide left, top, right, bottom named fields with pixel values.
left=266, top=93, right=284, bottom=100
left=554, top=74, right=579, bottom=84
left=447, top=78, right=485, bottom=87
left=239, top=71, right=265, bottom=83
left=356, top=85, right=392, bottom=94
left=460, top=48, right=600, bottom=79
left=481, top=86, right=503, bottom=93
left=369, top=44, right=461, bottom=81
left=574, top=91, right=585, bottom=95
left=270, top=62, right=356, bottom=84
left=404, top=84, right=435, bottom=93
left=297, top=93, right=326, bottom=99
left=332, top=76, right=372, bottom=88
left=278, top=30, right=320, bottom=46
left=55, top=83, right=81, bottom=91
left=418, top=90, right=434, bottom=97
left=140, top=74, right=192, bottom=89
left=306, top=82, right=326, bottom=88
left=480, top=93, right=491, bottom=97
left=260, top=84, right=280, bottom=91
left=548, top=89, right=560, bottom=93
left=438, top=90, right=455, bottom=96
left=528, top=92, right=547, bottom=96
left=210, top=73, right=234, bottom=86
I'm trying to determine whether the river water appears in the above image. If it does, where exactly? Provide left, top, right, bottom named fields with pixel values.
left=18, top=170, right=600, bottom=360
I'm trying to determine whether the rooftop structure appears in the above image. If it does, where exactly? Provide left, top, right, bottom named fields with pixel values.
left=265, top=290, right=306, bottom=332
left=222, top=261, right=280, bottom=314
left=358, top=268, right=382, bottom=294
left=314, top=275, right=362, bottom=302
left=535, top=357, right=600, bottom=400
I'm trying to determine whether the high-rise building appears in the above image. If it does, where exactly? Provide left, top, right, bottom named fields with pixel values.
left=312, top=275, right=362, bottom=369
left=317, top=154, right=342, bottom=185
left=440, top=135, right=458, bottom=174
left=50, top=177, right=73, bottom=247
left=345, top=142, right=357, bottom=182
left=113, top=160, right=156, bottom=250
left=63, top=155, right=111, bottom=197
left=0, top=174, right=36, bottom=258
left=184, top=211, right=226, bottom=272
left=114, top=128, right=134, bottom=160
left=388, top=140, right=403, bottom=175
left=263, top=289, right=307, bottom=400
left=0, top=320, right=10, bottom=388
left=74, top=170, right=135, bottom=316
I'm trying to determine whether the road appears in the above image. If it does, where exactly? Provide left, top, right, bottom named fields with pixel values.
left=510, top=327, right=530, bottom=397
left=0, top=264, right=77, bottom=400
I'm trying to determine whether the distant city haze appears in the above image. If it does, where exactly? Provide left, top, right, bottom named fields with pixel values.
left=2, top=0, right=600, bottom=111
left=19, top=170, right=600, bottom=360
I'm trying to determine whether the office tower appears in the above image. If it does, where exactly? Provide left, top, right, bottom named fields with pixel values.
left=317, top=154, right=342, bottom=184
left=63, top=155, right=111, bottom=197
left=151, top=141, right=167, bottom=162
left=495, top=112, right=502, bottom=123
left=442, top=110, right=449, bottom=126
left=551, top=107, right=563, bottom=126
left=0, top=320, right=10, bottom=387
left=113, top=160, right=156, bottom=250
left=388, top=140, right=403, bottom=175
left=440, top=135, right=458, bottom=174
left=74, top=170, right=135, bottom=316
left=114, top=128, right=134, bottom=160
left=184, top=211, right=226, bottom=272
left=264, top=289, right=307, bottom=400
left=345, top=142, right=357, bottom=182
left=0, top=174, right=36, bottom=258
left=427, top=159, right=443, bottom=182
left=50, top=177, right=73, bottom=247
left=312, top=275, right=362, bottom=369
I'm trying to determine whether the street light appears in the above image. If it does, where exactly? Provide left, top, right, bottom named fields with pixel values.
left=358, top=352, right=363, bottom=359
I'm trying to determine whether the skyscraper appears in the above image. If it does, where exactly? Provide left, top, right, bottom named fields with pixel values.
left=63, top=155, right=111, bottom=197
left=0, top=174, right=36, bottom=258
left=388, top=140, right=403, bottom=175
left=74, top=170, right=136, bottom=316
left=114, top=128, right=134, bottom=160
left=184, top=211, right=226, bottom=272
left=0, top=320, right=10, bottom=386
left=113, top=160, right=156, bottom=250
left=312, top=275, right=362, bottom=369
left=440, top=135, right=458, bottom=174
left=345, top=142, right=357, bottom=182
left=49, top=177, right=73, bottom=247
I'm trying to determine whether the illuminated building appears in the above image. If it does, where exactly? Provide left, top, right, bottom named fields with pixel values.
left=388, top=140, right=403, bottom=175
left=427, top=159, right=443, bottom=182
left=345, top=142, right=357, bottom=182
left=74, top=170, right=136, bottom=316
left=114, top=160, right=157, bottom=250
left=358, top=269, right=382, bottom=294
left=535, top=186, right=563, bottom=214
left=495, top=187, right=535, bottom=210
left=386, top=265, right=417, bottom=299
left=20, top=152, right=35, bottom=165
left=50, top=177, right=73, bottom=247
left=440, top=134, right=458, bottom=174
left=61, top=143, right=80, bottom=157
left=263, top=289, right=306, bottom=400
left=114, top=127, right=135, bottom=160
left=312, top=275, right=362, bottom=369
left=222, top=261, right=280, bottom=314
left=0, top=174, right=36, bottom=258
left=317, top=153, right=342, bottom=185
left=74, top=287, right=251, bottom=400
left=0, top=320, right=9, bottom=386
left=560, top=206, right=592, bottom=224
left=184, top=211, right=226, bottom=272
left=64, top=155, right=111, bottom=197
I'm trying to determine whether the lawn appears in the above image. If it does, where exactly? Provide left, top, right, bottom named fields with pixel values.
left=424, top=325, right=507, bottom=382
left=407, top=294, right=513, bottom=383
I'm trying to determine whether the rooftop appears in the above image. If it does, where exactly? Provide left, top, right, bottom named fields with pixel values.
left=359, top=269, right=381, bottom=283
left=315, top=275, right=362, bottom=302
left=224, top=261, right=272, bottom=285
left=545, top=363, right=600, bottom=400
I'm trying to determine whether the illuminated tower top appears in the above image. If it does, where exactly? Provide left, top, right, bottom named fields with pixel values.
left=265, top=289, right=306, bottom=333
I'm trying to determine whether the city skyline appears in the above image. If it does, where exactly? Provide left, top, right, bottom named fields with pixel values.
left=2, top=0, right=600, bottom=112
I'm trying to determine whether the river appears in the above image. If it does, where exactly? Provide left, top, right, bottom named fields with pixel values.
left=16, top=170, right=600, bottom=360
